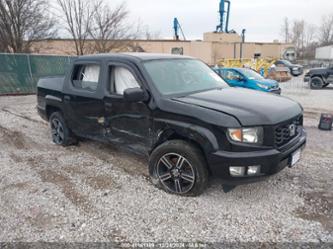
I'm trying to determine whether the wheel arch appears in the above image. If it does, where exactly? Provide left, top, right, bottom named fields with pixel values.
left=311, top=75, right=326, bottom=83
left=46, top=105, right=62, bottom=120
left=150, top=126, right=219, bottom=174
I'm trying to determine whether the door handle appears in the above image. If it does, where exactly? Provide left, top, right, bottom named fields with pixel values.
left=105, top=102, right=112, bottom=107
left=64, top=95, right=71, bottom=101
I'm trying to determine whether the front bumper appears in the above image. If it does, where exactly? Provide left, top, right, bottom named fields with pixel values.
left=291, top=68, right=303, bottom=76
left=269, top=88, right=281, bottom=95
left=207, top=128, right=306, bottom=185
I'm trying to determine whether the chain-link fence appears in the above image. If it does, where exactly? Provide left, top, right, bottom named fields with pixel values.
left=0, top=53, right=75, bottom=95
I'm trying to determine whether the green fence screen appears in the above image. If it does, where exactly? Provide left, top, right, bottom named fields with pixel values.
left=0, top=53, right=74, bottom=95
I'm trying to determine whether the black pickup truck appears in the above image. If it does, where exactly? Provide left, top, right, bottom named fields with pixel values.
left=304, top=66, right=333, bottom=89
left=275, top=60, right=304, bottom=77
left=37, top=53, right=306, bottom=196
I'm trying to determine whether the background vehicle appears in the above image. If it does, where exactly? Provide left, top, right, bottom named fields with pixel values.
left=304, top=66, right=333, bottom=89
left=214, top=67, right=281, bottom=94
left=275, top=60, right=304, bottom=77
left=37, top=53, right=306, bottom=196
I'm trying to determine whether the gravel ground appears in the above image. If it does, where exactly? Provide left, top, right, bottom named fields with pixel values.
left=0, top=78, right=332, bottom=244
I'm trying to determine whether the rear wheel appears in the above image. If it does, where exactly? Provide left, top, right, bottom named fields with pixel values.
left=49, top=112, right=77, bottom=146
left=149, top=140, right=208, bottom=196
left=310, top=76, right=324, bottom=89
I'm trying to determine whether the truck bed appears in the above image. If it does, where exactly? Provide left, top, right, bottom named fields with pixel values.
left=37, top=76, right=65, bottom=121
left=37, top=76, right=65, bottom=92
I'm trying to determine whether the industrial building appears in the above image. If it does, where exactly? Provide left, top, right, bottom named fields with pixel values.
left=30, top=34, right=294, bottom=66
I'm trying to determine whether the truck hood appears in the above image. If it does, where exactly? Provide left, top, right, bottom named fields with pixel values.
left=308, top=67, right=328, bottom=74
left=174, top=88, right=302, bottom=126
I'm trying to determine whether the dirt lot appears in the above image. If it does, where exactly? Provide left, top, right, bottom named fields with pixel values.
left=0, top=77, right=332, bottom=244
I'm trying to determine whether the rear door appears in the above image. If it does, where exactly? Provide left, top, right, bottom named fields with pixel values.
left=63, top=61, right=106, bottom=139
left=103, top=62, right=152, bottom=154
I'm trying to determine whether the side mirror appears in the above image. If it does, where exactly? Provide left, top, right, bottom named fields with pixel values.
left=123, top=87, right=148, bottom=102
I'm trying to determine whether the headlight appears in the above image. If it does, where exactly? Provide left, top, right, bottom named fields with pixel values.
left=256, top=83, right=270, bottom=90
left=228, top=127, right=264, bottom=144
left=292, top=67, right=299, bottom=71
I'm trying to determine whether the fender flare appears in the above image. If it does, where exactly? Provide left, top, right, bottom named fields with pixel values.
left=152, top=119, right=220, bottom=156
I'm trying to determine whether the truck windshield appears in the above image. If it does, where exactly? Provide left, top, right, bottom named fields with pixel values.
left=144, top=59, right=228, bottom=95
left=281, top=60, right=292, bottom=66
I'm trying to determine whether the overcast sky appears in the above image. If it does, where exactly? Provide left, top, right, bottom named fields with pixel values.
left=108, top=0, right=333, bottom=42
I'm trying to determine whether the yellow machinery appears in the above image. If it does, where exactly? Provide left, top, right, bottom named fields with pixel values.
left=218, top=58, right=277, bottom=77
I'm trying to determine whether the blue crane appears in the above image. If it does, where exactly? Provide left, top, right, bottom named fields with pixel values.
left=216, top=0, right=231, bottom=33
left=173, top=18, right=186, bottom=40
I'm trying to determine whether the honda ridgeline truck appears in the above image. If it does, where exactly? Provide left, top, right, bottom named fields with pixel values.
left=37, top=53, right=306, bottom=196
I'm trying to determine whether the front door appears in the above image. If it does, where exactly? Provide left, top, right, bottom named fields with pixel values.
left=104, top=63, right=152, bottom=154
left=328, top=67, right=333, bottom=84
left=63, top=62, right=105, bottom=139
left=224, top=69, right=245, bottom=87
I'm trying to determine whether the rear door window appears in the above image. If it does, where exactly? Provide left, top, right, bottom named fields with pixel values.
left=72, top=64, right=100, bottom=92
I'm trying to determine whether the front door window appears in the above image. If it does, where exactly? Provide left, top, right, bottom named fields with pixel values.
left=110, top=66, right=140, bottom=95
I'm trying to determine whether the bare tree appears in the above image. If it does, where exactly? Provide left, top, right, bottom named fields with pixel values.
left=88, top=5, right=161, bottom=53
left=142, top=26, right=161, bottom=40
left=318, top=14, right=333, bottom=46
left=279, top=15, right=333, bottom=59
left=131, top=19, right=161, bottom=40
left=56, top=0, right=98, bottom=55
left=0, top=0, right=56, bottom=53
left=88, top=2, right=134, bottom=53
left=303, top=23, right=318, bottom=59
left=290, top=20, right=305, bottom=57
left=304, top=24, right=317, bottom=47
left=280, top=17, right=291, bottom=43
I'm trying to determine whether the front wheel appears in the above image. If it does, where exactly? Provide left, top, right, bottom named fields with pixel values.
left=149, top=140, right=208, bottom=196
left=310, top=76, right=324, bottom=89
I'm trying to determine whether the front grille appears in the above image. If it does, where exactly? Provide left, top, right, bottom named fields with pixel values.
left=274, top=116, right=302, bottom=147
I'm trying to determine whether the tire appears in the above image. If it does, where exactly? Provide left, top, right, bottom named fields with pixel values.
left=149, top=140, right=208, bottom=196
left=310, top=76, right=324, bottom=89
left=49, top=112, right=77, bottom=146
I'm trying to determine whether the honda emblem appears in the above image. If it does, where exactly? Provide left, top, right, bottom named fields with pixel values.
left=289, top=124, right=296, bottom=136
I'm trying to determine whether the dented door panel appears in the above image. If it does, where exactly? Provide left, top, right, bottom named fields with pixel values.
left=64, top=94, right=105, bottom=139
left=104, top=96, right=152, bottom=154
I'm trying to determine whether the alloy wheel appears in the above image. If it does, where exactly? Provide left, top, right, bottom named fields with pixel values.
left=156, top=153, right=195, bottom=194
left=311, top=78, right=322, bottom=88
left=51, top=118, right=65, bottom=144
